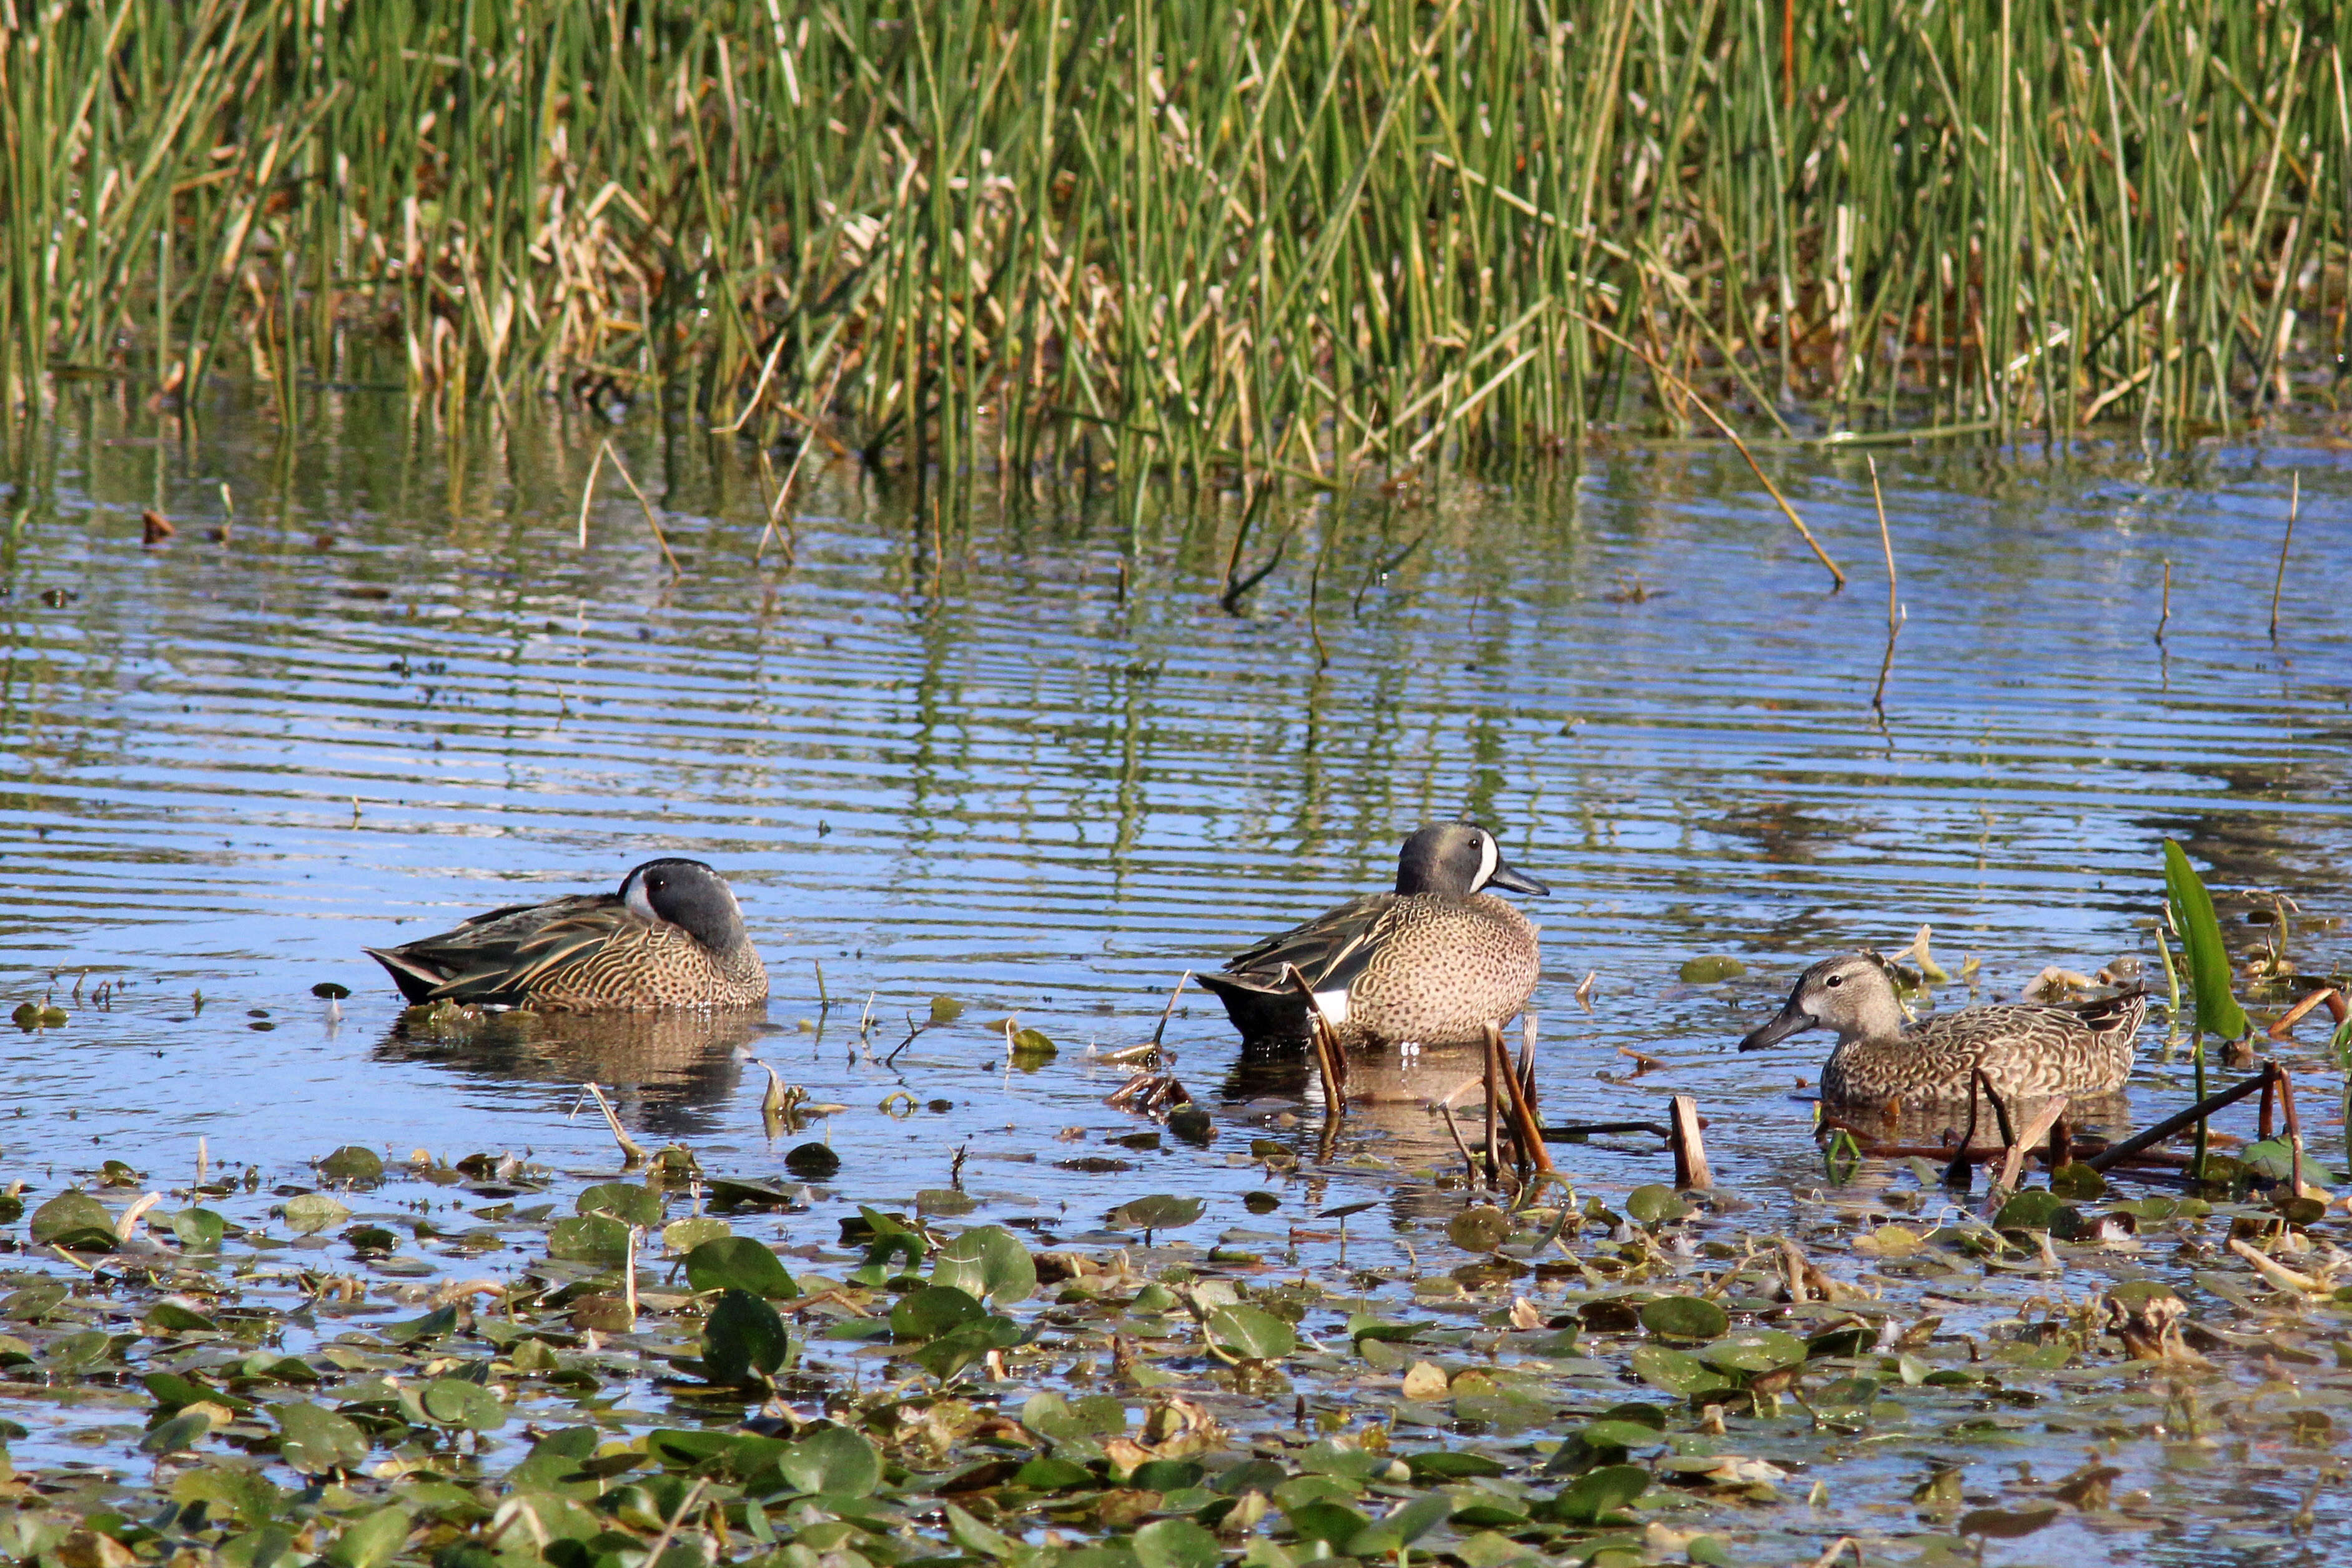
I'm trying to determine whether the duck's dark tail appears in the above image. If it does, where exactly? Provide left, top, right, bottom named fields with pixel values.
left=364, top=945, right=448, bottom=1006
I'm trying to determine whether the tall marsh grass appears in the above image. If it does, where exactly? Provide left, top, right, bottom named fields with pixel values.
left=5, top=0, right=2347, bottom=485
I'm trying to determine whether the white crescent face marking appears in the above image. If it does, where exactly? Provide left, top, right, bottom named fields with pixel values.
left=622, top=873, right=660, bottom=925
left=1312, top=989, right=1352, bottom=1026
left=1473, top=831, right=1500, bottom=893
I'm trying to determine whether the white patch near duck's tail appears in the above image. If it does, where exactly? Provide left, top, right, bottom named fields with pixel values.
left=1311, top=989, right=1352, bottom=1026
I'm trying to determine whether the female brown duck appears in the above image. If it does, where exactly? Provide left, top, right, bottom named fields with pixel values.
left=1739, top=950, right=2143, bottom=1107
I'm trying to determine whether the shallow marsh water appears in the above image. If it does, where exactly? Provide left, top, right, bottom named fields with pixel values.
left=1, top=391, right=2350, bottom=1567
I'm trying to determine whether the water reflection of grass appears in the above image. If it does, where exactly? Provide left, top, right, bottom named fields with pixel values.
left=10, top=1, right=2346, bottom=486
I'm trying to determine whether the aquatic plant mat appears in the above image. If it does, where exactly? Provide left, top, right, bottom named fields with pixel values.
left=11, top=1082, right=2352, bottom=1568
left=11, top=0, right=2352, bottom=481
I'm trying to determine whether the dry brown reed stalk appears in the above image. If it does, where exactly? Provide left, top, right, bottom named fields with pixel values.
left=2271, top=473, right=2298, bottom=642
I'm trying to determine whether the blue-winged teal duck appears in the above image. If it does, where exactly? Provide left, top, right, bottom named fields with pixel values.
left=1198, top=822, right=1548, bottom=1048
left=367, top=859, right=768, bottom=1011
left=1739, top=950, right=2145, bottom=1106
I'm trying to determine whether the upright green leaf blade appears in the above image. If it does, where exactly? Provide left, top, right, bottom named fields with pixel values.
left=2163, top=840, right=2249, bottom=1041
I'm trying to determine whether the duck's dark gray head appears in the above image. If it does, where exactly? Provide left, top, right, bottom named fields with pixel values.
left=620, top=859, right=749, bottom=953
left=1738, top=950, right=1902, bottom=1050
left=1395, top=822, right=1550, bottom=899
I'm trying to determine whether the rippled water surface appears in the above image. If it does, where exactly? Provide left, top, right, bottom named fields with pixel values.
left=4, top=391, right=2351, bottom=1562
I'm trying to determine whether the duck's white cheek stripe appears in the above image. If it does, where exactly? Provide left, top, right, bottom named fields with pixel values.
left=1313, top=989, right=1351, bottom=1025
left=1475, top=834, right=1498, bottom=892
left=623, top=880, right=660, bottom=924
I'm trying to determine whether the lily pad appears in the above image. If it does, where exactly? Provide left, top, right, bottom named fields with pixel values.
left=1679, top=955, right=1747, bottom=983
left=282, top=1193, right=351, bottom=1236
left=702, top=1289, right=788, bottom=1384
left=683, top=1236, right=799, bottom=1299
left=272, top=1401, right=370, bottom=1475
left=1631, top=1344, right=1732, bottom=1396
left=1698, top=1329, right=1807, bottom=1374
left=1553, top=1464, right=1649, bottom=1525
left=29, top=1191, right=114, bottom=1247
left=785, top=1142, right=842, bottom=1179
left=1448, top=1205, right=1512, bottom=1251
left=316, top=1146, right=384, bottom=1183
left=1624, top=1185, right=1691, bottom=1225
left=776, top=1424, right=881, bottom=1497
left=576, top=1181, right=664, bottom=1225
left=1207, top=1304, right=1296, bottom=1362
left=932, top=1225, right=1037, bottom=1304
left=1110, top=1194, right=1203, bottom=1232
left=1639, top=1296, right=1728, bottom=1340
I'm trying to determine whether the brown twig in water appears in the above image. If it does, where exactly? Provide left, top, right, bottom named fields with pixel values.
left=2084, top=1067, right=2275, bottom=1172
left=581, top=1082, right=648, bottom=1167
left=1283, top=965, right=1347, bottom=1118
left=2155, top=558, right=2172, bottom=645
left=1989, top=1097, right=2068, bottom=1202
left=1486, top=1022, right=1555, bottom=1175
left=2270, top=472, right=2296, bottom=642
left=575, top=442, right=606, bottom=549
left=2268, top=986, right=2347, bottom=1040
left=1571, top=308, right=1847, bottom=589
left=1869, top=458, right=1897, bottom=636
left=1149, top=970, right=1192, bottom=1048
left=1481, top=1028, right=1503, bottom=1187
left=1669, top=1095, right=1711, bottom=1189
left=598, top=439, right=682, bottom=578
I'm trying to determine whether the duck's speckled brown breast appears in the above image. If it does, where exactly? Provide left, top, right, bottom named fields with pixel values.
left=523, top=925, right=769, bottom=1011
left=1340, top=893, right=1539, bottom=1046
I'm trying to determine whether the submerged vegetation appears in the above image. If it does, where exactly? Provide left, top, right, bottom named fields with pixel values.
left=6, top=0, right=2351, bottom=495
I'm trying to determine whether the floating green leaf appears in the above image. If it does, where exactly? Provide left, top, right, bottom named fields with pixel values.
left=1448, top=1205, right=1512, bottom=1251
left=324, top=1506, right=412, bottom=1568
left=272, top=1401, right=369, bottom=1475
left=576, top=1181, right=663, bottom=1225
left=1207, top=1304, right=1296, bottom=1362
left=1135, top=1518, right=1221, bottom=1568
left=1639, top=1296, right=1728, bottom=1340
left=280, top=1193, right=350, bottom=1236
left=316, top=1146, right=383, bottom=1183
left=683, top=1236, right=799, bottom=1299
left=1699, top=1329, right=1807, bottom=1374
left=891, top=1284, right=987, bottom=1341
left=1630, top=1344, right=1732, bottom=1396
left=776, top=1426, right=882, bottom=1497
left=931, top=1225, right=1037, bottom=1304
left=416, top=1378, right=506, bottom=1431
left=1111, top=1194, right=1203, bottom=1232
left=701, top=1289, right=788, bottom=1385
left=1624, top=1185, right=1690, bottom=1225
left=546, top=1213, right=631, bottom=1263
left=1553, top=1464, right=1649, bottom=1525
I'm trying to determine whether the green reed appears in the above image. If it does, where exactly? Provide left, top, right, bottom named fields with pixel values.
left=4, top=0, right=2346, bottom=488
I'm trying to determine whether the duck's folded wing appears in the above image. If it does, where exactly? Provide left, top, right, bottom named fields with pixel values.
left=1221, top=894, right=1400, bottom=992
left=372, top=896, right=629, bottom=1005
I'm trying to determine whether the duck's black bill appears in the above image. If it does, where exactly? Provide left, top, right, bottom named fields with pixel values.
left=1737, top=1002, right=1812, bottom=1052
left=1487, top=862, right=1551, bottom=896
